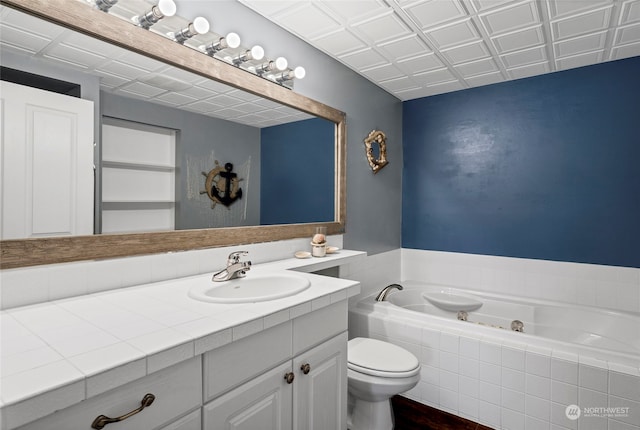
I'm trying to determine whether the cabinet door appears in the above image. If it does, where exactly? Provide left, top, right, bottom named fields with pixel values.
left=293, top=332, right=348, bottom=430
left=160, top=409, right=201, bottom=430
left=203, top=361, right=293, bottom=430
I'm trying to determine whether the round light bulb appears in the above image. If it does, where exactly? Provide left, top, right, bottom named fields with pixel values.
left=225, top=32, right=241, bottom=49
left=274, top=57, right=288, bottom=71
left=157, top=0, right=176, bottom=17
left=250, top=45, right=264, bottom=61
left=293, top=66, right=306, bottom=79
left=192, top=17, right=210, bottom=35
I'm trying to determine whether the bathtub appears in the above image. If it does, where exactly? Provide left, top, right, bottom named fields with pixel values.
left=349, top=280, right=640, bottom=429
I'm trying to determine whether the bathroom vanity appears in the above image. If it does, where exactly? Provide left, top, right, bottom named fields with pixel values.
left=0, top=251, right=364, bottom=430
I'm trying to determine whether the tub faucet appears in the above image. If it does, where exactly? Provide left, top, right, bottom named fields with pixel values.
left=375, top=283, right=403, bottom=301
left=212, top=251, right=251, bottom=282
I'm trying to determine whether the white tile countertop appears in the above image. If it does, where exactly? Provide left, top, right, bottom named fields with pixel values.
left=0, top=250, right=365, bottom=428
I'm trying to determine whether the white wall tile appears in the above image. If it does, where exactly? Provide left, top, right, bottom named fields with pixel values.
left=502, top=407, right=525, bottom=429
left=579, top=363, right=608, bottom=393
left=551, top=379, right=578, bottom=405
left=527, top=351, right=552, bottom=377
left=526, top=393, right=550, bottom=421
left=552, top=358, right=579, bottom=385
left=609, top=372, right=640, bottom=402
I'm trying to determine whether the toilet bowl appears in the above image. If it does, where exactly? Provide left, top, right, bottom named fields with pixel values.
left=347, top=337, right=421, bottom=430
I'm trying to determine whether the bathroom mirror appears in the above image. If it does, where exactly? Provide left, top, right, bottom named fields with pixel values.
left=0, top=0, right=346, bottom=269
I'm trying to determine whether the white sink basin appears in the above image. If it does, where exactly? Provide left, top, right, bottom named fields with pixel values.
left=188, top=272, right=311, bottom=303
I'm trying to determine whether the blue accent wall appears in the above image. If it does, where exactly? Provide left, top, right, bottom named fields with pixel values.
left=402, top=57, right=640, bottom=268
left=260, top=118, right=334, bottom=225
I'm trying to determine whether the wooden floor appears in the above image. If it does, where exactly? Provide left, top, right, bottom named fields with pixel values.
left=391, top=396, right=494, bottom=430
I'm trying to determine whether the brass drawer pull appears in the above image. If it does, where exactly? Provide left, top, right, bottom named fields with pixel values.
left=91, top=393, right=155, bottom=429
left=284, top=372, right=295, bottom=384
left=300, top=363, right=311, bottom=374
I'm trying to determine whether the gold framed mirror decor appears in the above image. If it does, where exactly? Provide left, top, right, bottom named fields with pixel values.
left=364, top=129, right=388, bottom=174
left=0, top=0, right=346, bottom=269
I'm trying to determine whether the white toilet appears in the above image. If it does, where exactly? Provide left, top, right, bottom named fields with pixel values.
left=347, top=337, right=421, bottom=430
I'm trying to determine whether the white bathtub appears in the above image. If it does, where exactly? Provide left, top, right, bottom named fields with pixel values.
left=349, top=280, right=640, bottom=429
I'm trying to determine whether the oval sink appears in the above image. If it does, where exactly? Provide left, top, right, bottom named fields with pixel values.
left=188, top=272, right=311, bottom=303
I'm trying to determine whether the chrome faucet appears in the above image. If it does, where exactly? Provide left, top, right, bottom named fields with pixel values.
left=375, top=283, right=403, bottom=301
left=212, top=251, right=251, bottom=282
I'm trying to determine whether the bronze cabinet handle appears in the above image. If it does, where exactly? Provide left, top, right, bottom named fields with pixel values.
left=300, top=363, right=311, bottom=374
left=91, top=393, right=155, bottom=429
left=284, top=372, right=295, bottom=384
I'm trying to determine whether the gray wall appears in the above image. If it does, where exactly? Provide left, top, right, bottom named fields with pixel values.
left=179, top=1, right=403, bottom=255
left=101, top=92, right=261, bottom=230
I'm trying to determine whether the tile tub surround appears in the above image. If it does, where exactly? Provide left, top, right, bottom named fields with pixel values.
left=349, top=302, right=640, bottom=430
left=0, top=235, right=345, bottom=310
left=0, top=251, right=363, bottom=429
left=402, top=249, right=640, bottom=314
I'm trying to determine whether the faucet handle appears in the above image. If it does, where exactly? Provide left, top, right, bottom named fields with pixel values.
left=227, top=250, right=248, bottom=263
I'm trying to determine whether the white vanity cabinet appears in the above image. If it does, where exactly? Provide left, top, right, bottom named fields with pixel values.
left=203, top=301, right=348, bottom=430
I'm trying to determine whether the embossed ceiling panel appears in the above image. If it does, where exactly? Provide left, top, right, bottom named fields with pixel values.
left=240, top=0, right=640, bottom=101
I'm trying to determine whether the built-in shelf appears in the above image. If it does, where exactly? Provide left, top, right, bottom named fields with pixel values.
left=102, top=159, right=175, bottom=172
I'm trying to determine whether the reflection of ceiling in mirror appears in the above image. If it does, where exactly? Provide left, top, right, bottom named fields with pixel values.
left=0, top=5, right=314, bottom=128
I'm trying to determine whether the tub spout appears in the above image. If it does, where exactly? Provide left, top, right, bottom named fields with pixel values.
left=375, top=284, right=403, bottom=301
left=511, top=320, right=524, bottom=332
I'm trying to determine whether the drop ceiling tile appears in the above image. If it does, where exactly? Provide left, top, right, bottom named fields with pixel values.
left=180, top=86, right=218, bottom=100
left=610, top=40, right=640, bottom=59
left=351, top=11, right=412, bottom=44
left=547, top=0, right=613, bottom=20
left=425, top=18, right=480, bottom=49
left=211, top=108, right=247, bottom=119
left=319, top=0, right=390, bottom=23
left=183, top=100, right=224, bottom=114
left=97, top=60, right=150, bottom=80
left=507, top=61, right=550, bottom=79
left=62, top=33, right=122, bottom=58
left=555, top=50, right=604, bottom=70
left=115, top=51, right=167, bottom=72
left=339, top=47, right=388, bottom=70
left=500, top=45, right=546, bottom=68
left=440, top=41, right=491, bottom=64
left=0, top=25, right=51, bottom=53
left=553, top=31, right=607, bottom=58
left=312, top=29, right=367, bottom=56
left=491, top=25, right=545, bottom=54
left=551, top=7, right=612, bottom=40
left=377, top=35, right=431, bottom=61
left=95, top=71, right=130, bottom=89
left=238, top=0, right=299, bottom=17
left=46, top=43, right=106, bottom=68
left=454, top=57, right=499, bottom=77
left=2, top=9, right=64, bottom=40
left=361, top=63, right=405, bottom=81
left=208, top=94, right=244, bottom=107
left=465, top=71, right=505, bottom=87
left=413, top=68, right=458, bottom=85
left=195, top=79, right=235, bottom=94
left=274, top=3, right=341, bottom=40
left=118, top=82, right=167, bottom=98
left=468, top=0, right=514, bottom=13
left=154, top=92, right=198, bottom=106
left=619, top=0, right=640, bottom=25
left=614, top=22, right=640, bottom=45
left=479, top=1, right=540, bottom=36
left=396, top=53, right=445, bottom=74
left=378, top=76, right=421, bottom=93
left=403, top=0, right=467, bottom=29
left=426, top=80, right=465, bottom=93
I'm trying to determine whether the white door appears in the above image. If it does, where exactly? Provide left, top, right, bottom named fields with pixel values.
left=293, top=332, right=348, bottom=430
left=203, top=361, right=293, bottom=430
left=0, top=81, right=94, bottom=239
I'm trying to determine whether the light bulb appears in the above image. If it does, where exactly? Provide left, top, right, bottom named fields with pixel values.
left=157, top=0, right=176, bottom=17
left=192, top=17, right=210, bottom=35
left=293, top=66, right=306, bottom=79
left=226, top=32, right=241, bottom=49
left=250, top=45, right=264, bottom=61
left=274, top=57, right=288, bottom=71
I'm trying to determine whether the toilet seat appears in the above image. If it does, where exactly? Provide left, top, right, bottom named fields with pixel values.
left=347, top=337, right=420, bottom=378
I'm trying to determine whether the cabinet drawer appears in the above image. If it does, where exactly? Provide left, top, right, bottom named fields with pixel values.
left=18, top=356, right=202, bottom=430
left=204, top=321, right=292, bottom=402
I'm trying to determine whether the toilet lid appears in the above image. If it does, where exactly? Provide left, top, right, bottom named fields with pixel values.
left=347, top=338, right=420, bottom=377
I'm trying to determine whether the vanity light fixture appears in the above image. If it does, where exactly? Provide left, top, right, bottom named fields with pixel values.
left=133, top=0, right=176, bottom=29
left=201, top=32, right=241, bottom=56
left=231, top=45, right=265, bottom=66
left=91, top=0, right=119, bottom=12
left=169, top=17, right=210, bottom=43
left=273, top=66, right=306, bottom=83
left=255, top=57, right=288, bottom=76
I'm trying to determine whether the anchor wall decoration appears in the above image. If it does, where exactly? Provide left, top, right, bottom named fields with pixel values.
left=200, top=160, right=243, bottom=208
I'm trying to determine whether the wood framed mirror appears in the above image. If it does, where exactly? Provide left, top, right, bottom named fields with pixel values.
left=0, top=0, right=346, bottom=269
